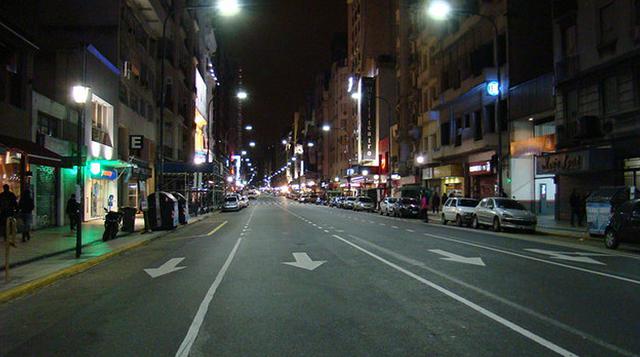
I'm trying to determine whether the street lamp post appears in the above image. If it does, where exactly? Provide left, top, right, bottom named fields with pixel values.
left=427, top=0, right=503, bottom=194
left=71, top=84, right=90, bottom=258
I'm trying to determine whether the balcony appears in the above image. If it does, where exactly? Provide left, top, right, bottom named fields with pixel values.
left=555, top=55, right=580, bottom=82
left=91, top=128, right=113, bottom=147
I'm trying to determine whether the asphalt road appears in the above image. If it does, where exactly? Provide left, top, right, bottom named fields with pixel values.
left=1, top=195, right=639, bottom=356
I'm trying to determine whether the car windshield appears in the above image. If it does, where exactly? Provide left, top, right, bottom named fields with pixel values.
left=459, top=199, right=479, bottom=207
left=400, top=198, right=417, bottom=205
left=358, top=197, right=372, bottom=203
left=495, top=199, right=526, bottom=210
left=225, top=197, right=237, bottom=203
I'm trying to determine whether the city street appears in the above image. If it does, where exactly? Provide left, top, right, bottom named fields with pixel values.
left=1, top=196, right=639, bottom=356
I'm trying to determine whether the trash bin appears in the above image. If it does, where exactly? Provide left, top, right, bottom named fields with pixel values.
left=172, top=192, right=189, bottom=224
left=147, top=192, right=179, bottom=230
left=120, top=207, right=137, bottom=233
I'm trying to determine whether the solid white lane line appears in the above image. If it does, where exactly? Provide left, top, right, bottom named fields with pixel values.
left=423, top=232, right=640, bottom=286
left=175, top=236, right=243, bottom=357
left=330, top=234, right=577, bottom=357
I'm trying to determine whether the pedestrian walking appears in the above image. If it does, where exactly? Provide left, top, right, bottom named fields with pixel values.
left=66, top=194, right=80, bottom=232
left=441, top=192, right=448, bottom=209
left=569, top=189, right=581, bottom=227
left=432, top=193, right=441, bottom=214
left=0, top=184, right=18, bottom=239
left=420, top=194, right=429, bottom=223
left=18, top=188, right=34, bottom=242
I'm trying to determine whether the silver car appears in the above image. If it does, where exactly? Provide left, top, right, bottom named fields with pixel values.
left=353, top=197, right=375, bottom=212
left=379, top=197, right=398, bottom=216
left=442, top=198, right=479, bottom=226
left=472, top=197, right=537, bottom=232
left=222, top=196, right=240, bottom=212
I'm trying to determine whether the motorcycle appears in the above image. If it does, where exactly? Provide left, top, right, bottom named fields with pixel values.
left=102, top=208, right=123, bottom=241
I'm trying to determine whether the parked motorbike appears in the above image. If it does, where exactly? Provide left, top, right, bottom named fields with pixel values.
left=102, top=208, right=123, bottom=241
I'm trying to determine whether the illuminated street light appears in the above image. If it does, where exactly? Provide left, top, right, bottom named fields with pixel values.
left=72, top=85, right=90, bottom=104
left=427, top=0, right=452, bottom=20
left=281, top=139, right=288, bottom=145
left=245, top=158, right=250, bottom=162
left=307, top=142, right=315, bottom=147
left=322, top=124, right=331, bottom=132
left=226, top=176, right=234, bottom=183
left=334, top=176, right=340, bottom=182
left=291, top=157, right=297, bottom=161
left=245, top=124, right=253, bottom=131
left=237, top=89, right=248, bottom=100
left=249, top=141, right=256, bottom=147
left=217, top=0, right=240, bottom=17
left=241, top=150, right=247, bottom=156
left=416, top=155, right=426, bottom=164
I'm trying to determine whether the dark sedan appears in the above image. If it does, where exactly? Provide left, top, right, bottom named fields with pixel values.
left=604, top=199, right=640, bottom=249
left=393, top=198, right=420, bottom=218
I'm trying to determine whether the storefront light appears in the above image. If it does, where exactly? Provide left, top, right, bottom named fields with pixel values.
left=90, top=162, right=101, bottom=175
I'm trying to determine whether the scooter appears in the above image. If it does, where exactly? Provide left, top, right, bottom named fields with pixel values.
left=102, top=208, right=123, bottom=241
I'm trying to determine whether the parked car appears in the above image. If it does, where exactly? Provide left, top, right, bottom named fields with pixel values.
left=353, top=196, right=375, bottom=212
left=442, top=198, right=479, bottom=226
left=379, top=197, right=398, bottom=216
left=393, top=198, right=420, bottom=218
left=329, top=196, right=340, bottom=207
left=222, top=196, right=240, bottom=212
left=247, top=190, right=258, bottom=199
left=240, top=195, right=249, bottom=209
left=342, top=196, right=357, bottom=209
left=604, top=199, right=640, bottom=249
left=472, top=197, right=536, bottom=232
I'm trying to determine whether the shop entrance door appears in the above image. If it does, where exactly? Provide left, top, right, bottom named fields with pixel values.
left=539, top=183, right=547, bottom=214
left=90, top=179, right=106, bottom=218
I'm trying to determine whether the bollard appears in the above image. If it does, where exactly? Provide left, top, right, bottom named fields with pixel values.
left=4, top=216, right=17, bottom=282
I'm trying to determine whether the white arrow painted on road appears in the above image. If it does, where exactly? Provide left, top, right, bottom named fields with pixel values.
left=524, top=249, right=606, bottom=265
left=144, top=257, right=187, bottom=278
left=282, top=252, right=326, bottom=271
left=429, top=249, right=486, bottom=266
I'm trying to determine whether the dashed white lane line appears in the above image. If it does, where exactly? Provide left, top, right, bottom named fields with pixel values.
left=406, top=229, right=415, bottom=233
left=379, top=223, right=386, bottom=226
left=330, top=233, right=577, bottom=357
left=392, top=226, right=399, bottom=229
left=324, top=230, right=330, bottom=233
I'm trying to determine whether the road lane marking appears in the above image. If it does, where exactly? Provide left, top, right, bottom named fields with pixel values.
left=331, top=234, right=577, bottom=357
left=406, top=229, right=415, bottom=233
left=206, top=221, right=228, bottom=236
left=175, top=236, right=243, bottom=357
left=379, top=223, right=386, bottom=226
left=347, top=234, right=633, bottom=357
left=392, top=226, right=399, bottom=229
left=423, top=232, right=640, bottom=285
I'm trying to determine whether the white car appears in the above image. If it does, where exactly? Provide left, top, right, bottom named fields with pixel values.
left=353, top=197, right=375, bottom=212
left=240, top=195, right=249, bottom=208
left=472, top=197, right=537, bottom=232
left=222, top=196, right=240, bottom=212
left=441, top=198, right=479, bottom=226
left=379, top=197, right=398, bottom=215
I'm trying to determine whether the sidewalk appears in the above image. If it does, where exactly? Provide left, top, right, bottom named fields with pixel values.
left=0, top=212, right=216, bottom=303
left=422, top=212, right=590, bottom=240
left=1, top=216, right=145, bottom=271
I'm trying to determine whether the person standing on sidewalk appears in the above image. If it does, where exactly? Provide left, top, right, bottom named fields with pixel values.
left=0, top=184, right=18, bottom=240
left=66, top=194, right=80, bottom=233
left=432, top=193, right=441, bottom=214
left=569, top=189, right=581, bottom=227
left=420, top=194, right=429, bottom=223
left=18, top=188, right=34, bottom=242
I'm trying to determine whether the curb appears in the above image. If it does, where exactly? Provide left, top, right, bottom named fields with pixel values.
left=0, top=212, right=218, bottom=304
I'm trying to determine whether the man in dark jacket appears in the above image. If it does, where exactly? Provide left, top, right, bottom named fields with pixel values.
left=432, top=193, right=441, bottom=214
left=66, top=194, right=80, bottom=232
left=18, top=189, right=34, bottom=241
left=569, top=189, right=581, bottom=227
left=0, top=184, right=18, bottom=239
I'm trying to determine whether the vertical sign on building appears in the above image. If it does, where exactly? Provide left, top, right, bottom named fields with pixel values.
left=358, top=77, right=378, bottom=164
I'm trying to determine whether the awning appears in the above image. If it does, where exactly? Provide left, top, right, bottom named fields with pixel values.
left=0, top=135, right=65, bottom=167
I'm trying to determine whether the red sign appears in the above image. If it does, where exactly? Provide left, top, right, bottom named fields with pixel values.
left=469, top=161, right=492, bottom=176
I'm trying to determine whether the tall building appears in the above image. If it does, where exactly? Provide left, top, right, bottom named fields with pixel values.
left=546, top=0, right=640, bottom=221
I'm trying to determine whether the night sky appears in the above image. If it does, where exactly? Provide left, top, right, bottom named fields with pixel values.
left=220, top=0, right=347, bottom=162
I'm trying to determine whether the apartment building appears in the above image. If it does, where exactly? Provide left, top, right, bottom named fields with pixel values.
left=548, top=0, right=640, bottom=221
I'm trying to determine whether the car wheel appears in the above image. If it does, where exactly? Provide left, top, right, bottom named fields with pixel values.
left=604, top=229, right=620, bottom=249
left=492, top=217, right=502, bottom=232
left=472, top=216, right=480, bottom=229
left=456, top=215, right=463, bottom=227
left=441, top=214, right=447, bottom=225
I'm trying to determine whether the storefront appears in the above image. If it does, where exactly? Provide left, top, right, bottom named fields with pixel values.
left=428, top=164, right=464, bottom=197
left=468, top=160, right=496, bottom=198
left=87, top=164, right=119, bottom=219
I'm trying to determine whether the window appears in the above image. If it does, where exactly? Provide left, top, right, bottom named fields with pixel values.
left=599, top=2, right=616, bottom=44
left=441, top=122, right=451, bottom=146
left=562, top=25, right=577, bottom=58
left=37, top=112, right=59, bottom=138
left=463, top=114, right=471, bottom=128
left=566, top=89, right=578, bottom=133
left=603, top=76, right=619, bottom=114
left=485, top=103, right=496, bottom=133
